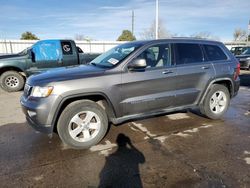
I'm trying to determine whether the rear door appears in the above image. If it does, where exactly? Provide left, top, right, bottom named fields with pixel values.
left=120, top=43, right=177, bottom=116
left=174, top=43, right=215, bottom=106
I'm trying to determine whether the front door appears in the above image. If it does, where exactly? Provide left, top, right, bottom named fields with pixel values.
left=27, top=40, right=62, bottom=75
left=121, top=43, right=177, bottom=116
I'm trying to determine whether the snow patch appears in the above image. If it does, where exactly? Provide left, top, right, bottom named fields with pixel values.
left=184, top=128, right=199, bottom=133
left=90, top=140, right=117, bottom=156
left=201, top=124, right=214, bottom=128
left=174, top=132, right=191, bottom=138
left=166, top=113, right=190, bottom=120
left=131, top=122, right=156, bottom=137
left=154, top=135, right=169, bottom=143
left=244, top=151, right=250, bottom=155
left=61, top=143, right=71, bottom=150
left=33, top=175, right=43, bottom=181
left=128, top=124, right=139, bottom=132
left=244, top=110, right=250, bottom=116
left=244, top=158, right=250, bottom=165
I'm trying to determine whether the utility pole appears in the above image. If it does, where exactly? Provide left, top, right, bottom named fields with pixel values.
left=247, top=19, right=250, bottom=43
left=132, top=10, right=135, bottom=36
left=155, top=0, right=159, bottom=39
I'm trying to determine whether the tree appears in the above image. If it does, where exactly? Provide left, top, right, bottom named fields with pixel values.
left=74, top=34, right=92, bottom=41
left=140, top=19, right=171, bottom=40
left=117, top=30, right=136, bottom=41
left=20, top=31, right=39, bottom=40
left=233, top=28, right=247, bottom=41
left=191, top=31, right=220, bottom=40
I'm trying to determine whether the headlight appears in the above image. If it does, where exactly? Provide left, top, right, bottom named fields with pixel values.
left=246, top=57, right=250, bottom=60
left=30, top=86, right=53, bottom=97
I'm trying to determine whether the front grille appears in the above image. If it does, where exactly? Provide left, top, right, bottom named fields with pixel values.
left=24, top=84, right=32, bottom=96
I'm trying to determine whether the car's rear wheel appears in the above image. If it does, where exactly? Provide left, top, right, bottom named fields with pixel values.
left=57, top=100, right=108, bottom=149
left=0, top=71, right=25, bottom=92
left=200, top=84, right=230, bottom=119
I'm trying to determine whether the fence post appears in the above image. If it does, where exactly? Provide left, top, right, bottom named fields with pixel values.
left=9, top=41, right=13, bottom=54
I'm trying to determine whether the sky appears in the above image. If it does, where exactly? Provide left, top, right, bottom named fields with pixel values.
left=0, top=0, right=249, bottom=41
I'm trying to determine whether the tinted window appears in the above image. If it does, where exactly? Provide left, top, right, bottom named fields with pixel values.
left=136, top=44, right=171, bottom=68
left=32, top=40, right=62, bottom=62
left=175, top=43, right=203, bottom=65
left=204, top=44, right=227, bottom=61
left=61, top=41, right=73, bottom=55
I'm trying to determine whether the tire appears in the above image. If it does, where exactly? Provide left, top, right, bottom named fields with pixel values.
left=57, top=100, right=108, bottom=149
left=199, top=84, right=230, bottom=119
left=0, top=71, right=25, bottom=92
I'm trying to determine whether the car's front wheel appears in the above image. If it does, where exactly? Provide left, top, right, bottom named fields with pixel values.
left=0, top=71, right=25, bottom=92
left=57, top=100, right=108, bottom=149
left=200, top=84, right=230, bottom=119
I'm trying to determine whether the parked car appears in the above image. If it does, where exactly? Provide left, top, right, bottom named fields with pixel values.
left=0, top=39, right=100, bottom=92
left=230, top=46, right=247, bottom=55
left=235, top=47, right=250, bottom=70
left=20, top=39, right=240, bottom=149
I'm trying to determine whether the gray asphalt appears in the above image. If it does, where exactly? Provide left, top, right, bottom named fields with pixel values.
left=0, top=71, right=250, bottom=188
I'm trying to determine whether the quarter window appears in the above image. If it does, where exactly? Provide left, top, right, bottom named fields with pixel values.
left=175, top=43, right=203, bottom=65
left=204, top=44, right=227, bottom=61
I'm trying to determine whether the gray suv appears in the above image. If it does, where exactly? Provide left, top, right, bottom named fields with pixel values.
left=20, top=39, right=240, bottom=149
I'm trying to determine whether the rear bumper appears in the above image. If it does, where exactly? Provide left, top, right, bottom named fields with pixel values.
left=240, top=60, right=250, bottom=69
left=232, top=79, right=240, bottom=97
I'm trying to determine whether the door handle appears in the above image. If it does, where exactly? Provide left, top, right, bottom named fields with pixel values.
left=162, top=70, right=173, bottom=74
left=201, top=66, right=210, bottom=70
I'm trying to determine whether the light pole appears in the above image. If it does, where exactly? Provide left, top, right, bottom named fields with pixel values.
left=155, top=0, right=159, bottom=39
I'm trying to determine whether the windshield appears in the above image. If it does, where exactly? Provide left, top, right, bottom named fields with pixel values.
left=90, top=42, right=142, bottom=68
left=242, top=48, right=250, bottom=55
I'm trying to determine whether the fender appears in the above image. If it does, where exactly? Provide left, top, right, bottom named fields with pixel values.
left=51, top=92, right=117, bottom=127
left=198, top=77, right=234, bottom=105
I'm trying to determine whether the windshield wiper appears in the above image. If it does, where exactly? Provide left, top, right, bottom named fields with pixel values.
left=89, top=62, right=97, bottom=66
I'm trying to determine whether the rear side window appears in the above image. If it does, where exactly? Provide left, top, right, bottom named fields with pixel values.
left=175, top=43, right=203, bottom=65
left=61, top=41, right=73, bottom=55
left=204, top=44, right=227, bottom=61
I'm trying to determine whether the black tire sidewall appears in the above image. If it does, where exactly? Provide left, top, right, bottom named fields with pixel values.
left=0, top=71, right=25, bottom=92
left=202, top=84, right=230, bottom=119
left=57, top=100, right=108, bottom=149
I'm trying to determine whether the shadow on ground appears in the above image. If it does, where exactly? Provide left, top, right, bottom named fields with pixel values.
left=99, top=133, right=145, bottom=188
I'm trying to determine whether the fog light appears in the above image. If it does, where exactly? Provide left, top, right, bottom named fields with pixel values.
left=27, top=110, right=36, bottom=117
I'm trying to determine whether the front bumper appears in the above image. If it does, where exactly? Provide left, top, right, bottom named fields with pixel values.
left=20, top=94, right=61, bottom=134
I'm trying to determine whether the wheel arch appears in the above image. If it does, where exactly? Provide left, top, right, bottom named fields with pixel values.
left=0, top=66, right=27, bottom=77
left=52, top=92, right=116, bottom=132
left=199, top=78, right=234, bottom=105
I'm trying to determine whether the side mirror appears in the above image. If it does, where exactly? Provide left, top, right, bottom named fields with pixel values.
left=31, top=50, right=36, bottom=62
left=128, top=58, right=147, bottom=70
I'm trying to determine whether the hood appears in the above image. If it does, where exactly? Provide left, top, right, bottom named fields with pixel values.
left=27, top=64, right=106, bottom=86
left=0, top=54, right=21, bottom=60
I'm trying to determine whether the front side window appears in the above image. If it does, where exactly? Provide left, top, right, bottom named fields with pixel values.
left=175, top=43, right=203, bottom=65
left=135, top=44, right=171, bottom=68
left=90, top=43, right=142, bottom=68
left=204, top=44, right=227, bottom=61
left=32, top=40, right=62, bottom=62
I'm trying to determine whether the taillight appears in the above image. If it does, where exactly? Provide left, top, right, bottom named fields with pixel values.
left=234, top=62, right=240, bottom=80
